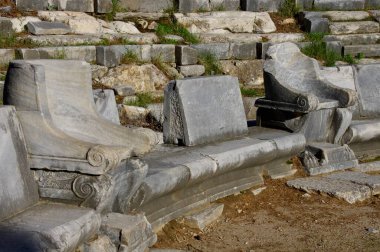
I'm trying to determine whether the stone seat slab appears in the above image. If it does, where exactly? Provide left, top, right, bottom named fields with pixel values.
left=327, top=171, right=380, bottom=195
left=343, top=44, right=380, bottom=57
left=0, top=203, right=101, bottom=252
left=134, top=127, right=305, bottom=209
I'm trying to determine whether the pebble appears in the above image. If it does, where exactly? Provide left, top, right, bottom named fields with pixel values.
left=366, top=227, right=379, bottom=234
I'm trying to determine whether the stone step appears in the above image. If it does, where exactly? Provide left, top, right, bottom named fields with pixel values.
left=312, top=0, right=365, bottom=11
left=329, top=21, right=379, bottom=35
left=198, top=33, right=305, bottom=44
left=324, top=33, right=380, bottom=45
left=303, top=11, right=371, bottom=22
left=343, top=44, right=380, bottom=57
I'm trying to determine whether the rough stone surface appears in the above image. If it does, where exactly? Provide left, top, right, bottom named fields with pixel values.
left=313, top=0, right=365, bottom=10
left=96, top=0, right=113, bottom=13
left=287, top=177, right=371, bottom=204
left=176, top=45, right=198, bottom=66
left=79, top=235, right=116, bottom=252
left=179, top=65, right=205, bottom=77
left=181, top=204, right=224, bottom=230
left=0, top=49, right=15, bottom=65
left=351, top=64, right=380, bottom=118
left=0, top=17, right=13, bottom=36
left=99, top=64, right=169, bottom=92
left=175, top=12, right=276, bottom=34
left=319, top=66, right=355, bottom=90
left=163, top=75, right=248, bottom=146
left=147, top=103, right=164, bottom=126
left=324, top=33, right=380, bottom=45
left=113, top=85, right=135, bottom=96
left=17, top=46, right=96, bottom=62
left=119, top=105, right=150, bottom=121
left=230, top=43, right=257, bottom=60
left=327, top=172, right=380, bottom=195
left=243, top=96, right=259, bottom=120
left=191, top=43, right=231, bottom=60
left=241, top=0, right=283, bottom=12
left=110, top=21, right=140, bottom=34
left=251, top=186, right=267, bottom=195
left=179, top=0, right=210, bottom=13
left=26, top=21, right=71, bottom=35
left=0, top=106, right=39, bottom=220
left=321, top=11, right=369, bottom=21
left=101, top=213, right=157, bottom=251
left=119, top=0, right=173, bottom=12
left=0, top=203, right=101, bottom=251
left=151, top=44, right=176, bottom=63
left=93, top=89, right=121, bottom=125
left=220, top=60, right=264, bottom=86
left=210, top=0, right=240, bottom=10
left=15, top=0, right=46, bottom=10
left=58, top=0, right=94, bottom=12
left=10, top=16, right=41, bottom=33
left=329, top=21, right=379, bottom=35
left=344, top=44, right=380, bottom=57
left=22, top=34, right=103, bottom=46
left=91, top=64, right=109, bottom=80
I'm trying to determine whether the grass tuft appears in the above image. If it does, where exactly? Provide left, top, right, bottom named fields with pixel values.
left=302, top=33, right=363, bottom=66
left=124, top=92, right=163, bottom=108
left=156, top=22, right=199, bottom=44
left=120, top=50, right=141, bottom=64
left=240, top=87, right=265, bottom=97
left=198, top=52, right=223, bottom=75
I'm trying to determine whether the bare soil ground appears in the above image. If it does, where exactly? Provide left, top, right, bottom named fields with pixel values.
left=154, top=168, right=380, bottom=252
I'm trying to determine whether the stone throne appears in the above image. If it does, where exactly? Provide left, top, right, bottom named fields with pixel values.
left=255, top=42, right=358, bottom=175
left=4, top=60, right=158, bottom=211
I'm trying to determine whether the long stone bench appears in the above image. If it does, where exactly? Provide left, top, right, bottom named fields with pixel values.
left=0, top=106, right=100, bottom=251
left=127, top=76, right=306, bottom=230
left=3, top=60, right=305, bottom=233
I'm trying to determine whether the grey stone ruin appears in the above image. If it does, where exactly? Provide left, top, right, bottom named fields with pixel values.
left=129, top=75, right=306, bottom=229
left=255, top=42, right=359, bottom=175
left=3, top=60, right=159, bottom=211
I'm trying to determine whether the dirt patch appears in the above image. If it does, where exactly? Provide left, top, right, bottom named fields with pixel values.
left=269, top=13, right=303, bottom=33
left=154, top=169, right=380, bottom=251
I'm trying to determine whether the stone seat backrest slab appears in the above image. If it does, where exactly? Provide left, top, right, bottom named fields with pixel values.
left=4, top=60, right=156, bottom=157
left=0, top=106, right=39, bottom=221
left=352, top=64, right=380, bottom=119
left=163, top=75, right=248, bottom=146
left=263, top=42, right=356, bottom=111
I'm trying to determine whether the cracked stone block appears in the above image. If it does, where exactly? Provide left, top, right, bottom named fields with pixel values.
left=178, top=65, right=205, bottom=77
left=329, top=21, right=379, bottom=35
left=287, top=177, right=371, bottom=203
left=180, top=204, right=224, bottom=230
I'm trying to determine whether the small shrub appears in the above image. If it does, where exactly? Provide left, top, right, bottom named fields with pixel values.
left=278, top=0, right=300, bottom=17
left=198, top=52, right=223, bottom=75
left=156, top=23, right=199, bottom=44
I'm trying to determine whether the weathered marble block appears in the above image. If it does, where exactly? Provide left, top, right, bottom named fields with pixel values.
left=163, top=75, right=248, bottom=146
